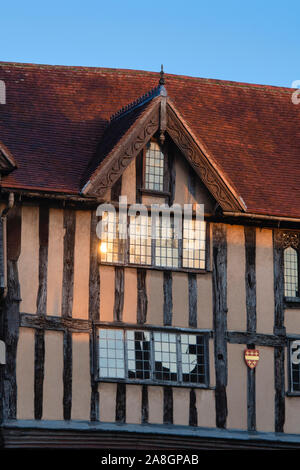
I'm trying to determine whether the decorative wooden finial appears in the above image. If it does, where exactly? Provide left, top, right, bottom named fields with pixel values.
left=159, top=64, right=165, bottom=85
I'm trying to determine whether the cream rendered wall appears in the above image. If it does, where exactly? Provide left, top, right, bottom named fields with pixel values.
left=99, top=382, right=117, bottom=422
left=173, top=388, right=190, bottom=425
left=197, top=273, right=213, bottom=329
left=148, top=386, right=164, bottom=424
left=16, top=327, right=35, bottom=419
left=227, top=225, right=247, bottom=331
left=46, top=208, right=64, bottom=316
left=43, top=330, right=64, bottom=420
left=285, top=309, right=300, bottom=334
left=126, top=384, right=142, bottom=424
left=71, top=332, right=91, bottom=420
left=256, top=228, right=274, bottom=334
left=72, top=210, right=91, bottom=320
left=172, top=272, right=189, bottom=327
left=256, top=346, right=274, bottom=432
left=146, top=270, right=164, bottom=326
left=196, top=389, right=215, bottom=428
left=123, top=268, right=137, bottom=323
left=99, top=265, right=115, bottom=322
left=18, top=205, right=39, bottom=314
left=227, top=343, right=247, bottom=430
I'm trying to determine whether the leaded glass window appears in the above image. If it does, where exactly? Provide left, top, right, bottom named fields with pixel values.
left=97, top=327, right=209, bottom=387
left=99, top=212, right=126, bottom=264
left=144, top=141, right=165, bottom=191
left=154, top=216, right=179, bottom=268
left=284, top=246, right=299, bottom=297
left=98, top=213, right=207, bottom=271
left=129, top=214, right=152, bottom=265
left=182, top=218, right=206, bottom=269
left=289, top=339, right=300, bottom=393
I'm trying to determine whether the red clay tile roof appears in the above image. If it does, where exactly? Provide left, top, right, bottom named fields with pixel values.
left=0, top=61, right=299, bottom=218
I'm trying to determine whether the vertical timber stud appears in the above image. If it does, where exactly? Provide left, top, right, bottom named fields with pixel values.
left=163, top=271, right=173, bottom=424
left=89, top=210, right=100, bottom=421
left=244, top=226, right=257, bottom=431
left=212, top=223, right=228, bottom=429
left=2, top=205, right=21, bottom=421
left=34, top=206, right=49, bottom=420
left=137, top=269, right=147, bottom=325
left=114, top=267, right=124, bottom=322
left=114, top=266, right=125, bottom=422
left=136, top=151, right=143, bottom=204
left=137, top=268, right=148, bottom=423
left=62, top=209, right=76, bottom=420
left=188, top=273, right=198, bottom=426
left=273, top=230, right=285, bottom=433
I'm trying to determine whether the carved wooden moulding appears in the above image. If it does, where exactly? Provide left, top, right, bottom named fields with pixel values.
left=274, top=230, right=300, bottom=250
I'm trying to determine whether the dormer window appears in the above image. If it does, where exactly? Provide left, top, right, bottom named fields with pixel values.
left=143, top=140, right=166, bottom=192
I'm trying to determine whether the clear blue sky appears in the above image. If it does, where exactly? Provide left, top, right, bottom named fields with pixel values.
left=1, top=0, right=299, bottom=87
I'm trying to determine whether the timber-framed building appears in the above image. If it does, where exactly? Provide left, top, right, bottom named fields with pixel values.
left=1, top=62, right=300, bottom=449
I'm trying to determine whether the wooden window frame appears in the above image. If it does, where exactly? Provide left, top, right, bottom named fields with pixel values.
left=94, top=323, right=211, bottom=389
left=283, top=246, right=300, bottom=307
left=98, top=213, right=210, bottom=274
left=287, top=336, right=300, bottom=396
left=140, top=139, right=170, bottom=196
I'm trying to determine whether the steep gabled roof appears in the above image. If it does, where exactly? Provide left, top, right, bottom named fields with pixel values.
left=0, top=61, right=300, bottom=217
left=0, top=140, right=17, bottom=174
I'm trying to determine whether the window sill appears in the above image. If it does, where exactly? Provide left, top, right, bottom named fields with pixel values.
left=284, top=297, right=300, bottom=309
left=99, top=261, right=211, bottom=275
left=140, top=188, right=171, bottom=197
left=286, top=391, right=300, bottom=397
left=95, top=377, right=213, bottom=390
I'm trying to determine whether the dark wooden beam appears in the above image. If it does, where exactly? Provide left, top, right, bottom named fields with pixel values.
left=188, top=273, right=197, bottom=328
left=62, top=209, right=75, bottom=421
left=114, top=267, right=124, bottom=322
left=34, top=329, right=45, bottom=420
left=90, top=333, right=99, bottom=422
left=273, top=229, right=286, bottom=433
left=227, top=331, right=285, bottom=347
left=89, top=211, right=100, bottom=421
left=63, top=330, right=72, bottom=421
left=20, top=313, right=91, bottom=332
left=141, top=384, right=148, bottom=424
left=212, top=223, right=228, bottom=429
left=135, top=151, right=143, bottom=204
left=61, top=210, right=76, bottom=318
left=163, top=271, right=173, bottom=425
left=111, top=176, right=122, bottom=202
left=274, top=346, right=285, bottom=433
left=137, top=268, right=147, bottom=325
left=163, top=386, right=173, bottom=425
left=189, top=389, right=197, bottom=427
left=36, top=206, right=49, bottom=316
left=115, top=383, right=126, bottom=423
left=33, top=206, right=49, bottom=421
left=89, top=211, right=100, bottom=322
left=137, top=269, right=148, bottom=424
left=188, top=273, right=198, bottom=426
left=163, top=271, right=172, bottom=327
left=2, top=206, right=22, bottom=421
left=244, top=226, right=256, bottom=432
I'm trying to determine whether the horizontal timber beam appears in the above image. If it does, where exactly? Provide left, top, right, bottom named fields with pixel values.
left=20, top=313, right=92, bottom=333
left=227, top=331, right=286, bottom=347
